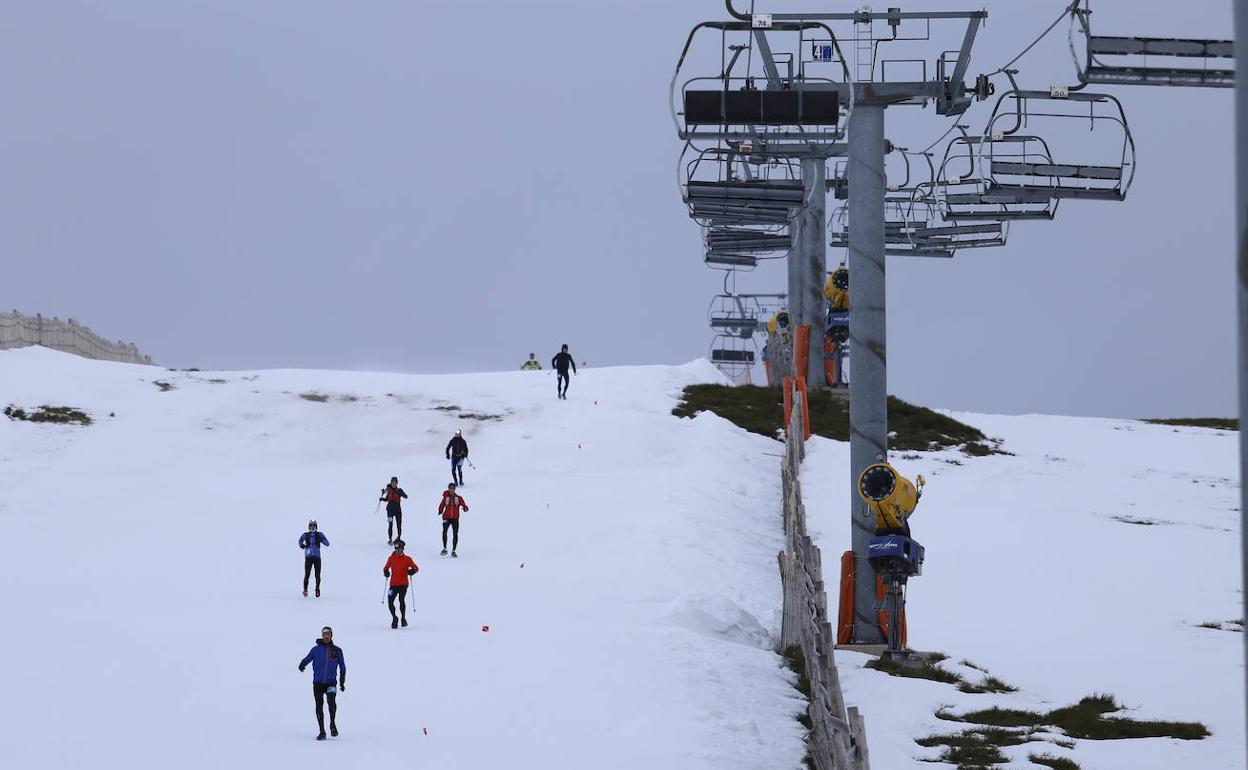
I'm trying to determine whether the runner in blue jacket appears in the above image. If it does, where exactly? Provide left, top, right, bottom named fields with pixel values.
left=299, top=521, right=330, bottom=597
left=298, top=626, right=346, bottom=740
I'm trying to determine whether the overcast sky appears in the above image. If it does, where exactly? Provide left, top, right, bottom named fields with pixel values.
left=1, top=0, right=1236, bottom=419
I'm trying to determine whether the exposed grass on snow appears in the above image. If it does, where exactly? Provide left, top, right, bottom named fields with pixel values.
left=4, top=404, right=93, bottom=426
left=672, top=384, right=1003, bottom=453
left=865, top=653, right=1018, bottom=695
left=152, top=380, right=176, bottom=391
left=1143, top=417, right=1238, bottom=431
left=941, top=694, right=1210, bottom=741
left=299, top=392, right=330, bottom=403
left=1029, top=751, right=1081, bottom=770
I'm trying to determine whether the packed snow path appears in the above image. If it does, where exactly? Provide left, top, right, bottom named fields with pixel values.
left=0, top=348, right=805, bottom=770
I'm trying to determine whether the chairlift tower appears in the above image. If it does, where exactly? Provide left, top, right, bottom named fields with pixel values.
left=716, top=2, right=989, bottom=645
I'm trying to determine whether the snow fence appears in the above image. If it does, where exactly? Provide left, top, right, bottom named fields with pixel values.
left=779, top=379, right=870, bottom=770
left=0, top=311, right=153, bottom=365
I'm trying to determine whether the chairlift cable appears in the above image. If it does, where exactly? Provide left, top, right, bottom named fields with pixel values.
left=986, top=1, right=1082, bottom=77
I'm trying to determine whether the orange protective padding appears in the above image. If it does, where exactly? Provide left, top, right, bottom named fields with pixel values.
left=782, top=376, right=794, bottom=435
left=793, top=325, right=811, bottom=381
left=837, top=551, right=856, bottom=645
left=795, top=376, right=812, bottom=440
left=875, top=573, right=908, bottom=647
left=823, top=337, right=837, bottom=386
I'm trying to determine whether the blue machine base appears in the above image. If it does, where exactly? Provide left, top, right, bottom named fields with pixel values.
left=867, top=535, right=925, bottom=577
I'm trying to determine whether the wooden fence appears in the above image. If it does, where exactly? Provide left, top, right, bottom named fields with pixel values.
left=779, top=380, right=870, bottom=770
left=0, top=311, right=153, bottom=365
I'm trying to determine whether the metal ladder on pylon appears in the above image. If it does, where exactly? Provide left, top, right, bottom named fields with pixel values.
left=855, top=10, right=874, bottom=82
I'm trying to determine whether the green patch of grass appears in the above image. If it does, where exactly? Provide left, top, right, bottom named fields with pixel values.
left=867, top=655, right=964, bottom=686
left=299, top=392, right=329, bottom=403
left=459, top=412, right=503, bottom=421
left=153, top=381, right=176, bottom=392
left=1029, top=752, right=1080, bottom=770
left=672, top=384, right=1001, bottom=453
left=4, top=404, right=93, bottom=426
left=1143, top=417, right=1238, bottom=431
left=959, top=676, right=1019, bottom=695
left=917, top=727, right=1029, bottom=768
left=433, top=404, right=461, bottom=412
left=943, top=694, right=1209, bottom=741
left=1197, top=621, right=1223, bottom=630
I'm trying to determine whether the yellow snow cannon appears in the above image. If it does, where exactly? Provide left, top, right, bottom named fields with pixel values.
left=857, top=463, right=925, bottom=533
left=766, top=309, right=791, bottom=335
left=824, top=267, right=849, bottom=311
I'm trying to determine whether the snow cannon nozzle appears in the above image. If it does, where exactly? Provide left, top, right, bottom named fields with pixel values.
left=858, top=462, right=923, bottom=534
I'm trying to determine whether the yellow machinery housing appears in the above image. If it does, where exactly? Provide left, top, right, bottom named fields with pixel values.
left=766, top=309, right=791, bottom=335
left=824, top=267, right=849, bottom=311
left=857, top=462, right=925, bottom=533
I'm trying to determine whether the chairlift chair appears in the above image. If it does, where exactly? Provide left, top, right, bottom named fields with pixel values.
left=936, top=131, right=1059, bottom=223
left=1070, top=3, right=1233, bottom=89
left=709, top=334, right=758, bottom=384
left=708, top=294, right=764, bottom=338
left=979, top=89, right=1136, bottom=204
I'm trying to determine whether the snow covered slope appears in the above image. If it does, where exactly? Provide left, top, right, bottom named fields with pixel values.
left=801, top=413, right=1243, bottom=770
left=0, top=347, right=805, bottom=770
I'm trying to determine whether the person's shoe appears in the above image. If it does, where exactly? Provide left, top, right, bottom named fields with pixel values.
left=451, top=551, right=458, bottom=558
left=302, top=589, right=308, bottom=597
left=387, top=539, right=392, bottom=545
left=391, top=617, right=399, bottom=629
left=317, top=732, right=327, bottom=741
left=330, top=724, right=338, bottom=737
left=401, top=617, right=408, bottom=628
left=315, top=588, right=321, bottom=598
left=440, top=548, right=448, bottom=556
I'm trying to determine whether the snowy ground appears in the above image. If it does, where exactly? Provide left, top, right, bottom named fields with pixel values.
left=3, top=347, right=1241, bottom=770
left=0, top=347, right=805, bottom=770
left=801, top=412, right=1244, bottom=769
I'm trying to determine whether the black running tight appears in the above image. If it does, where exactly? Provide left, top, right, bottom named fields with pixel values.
left=387, top=585, right=408, bottom=618
left=441, top=519, right=460, bottom=550
left=313, top=683, right=337, bottom=730
left=303, top=556, right=321, bottom=590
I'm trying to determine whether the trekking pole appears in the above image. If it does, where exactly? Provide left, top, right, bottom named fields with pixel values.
left=382, top=579, right=389, bottom=606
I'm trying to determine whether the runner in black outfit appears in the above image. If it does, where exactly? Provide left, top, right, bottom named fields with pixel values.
left=446, top=429, right=469, bottom=486
left=379, top=477, right=408, bottom=545
left=551, top=344, right=577, bottom=399
left=299, top=520, right=329, bottom=597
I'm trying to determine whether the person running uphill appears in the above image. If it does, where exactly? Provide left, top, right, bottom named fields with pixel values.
left=299, top=520, right=329, bottom=597
left=298, top=626, right=346, bottom=740
left=438, top=482, right=469, bottom=557
left=521, top=353, right=541, bottom=370
left=379, top=477, right=408, bottom=544
left=382, top=540, right=419, bottom=629
left=446, top=429, right=469, bottom=486
left=551, top=343, right=576, bottom=399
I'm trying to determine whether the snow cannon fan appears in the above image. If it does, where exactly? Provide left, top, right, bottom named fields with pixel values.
left=824, top=266, right=849, bottom=311
left=766, top=309, right=791, bottom=335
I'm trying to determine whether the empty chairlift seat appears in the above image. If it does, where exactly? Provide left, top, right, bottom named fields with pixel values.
left=982, top=91, right=1136, bottom=204
left=1071, top=6, right=1233, bottom=89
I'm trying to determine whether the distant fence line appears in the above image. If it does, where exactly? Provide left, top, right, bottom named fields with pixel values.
left=779, top=381, right=870, bottom=770
left=0, top=311, right=154, bottom=365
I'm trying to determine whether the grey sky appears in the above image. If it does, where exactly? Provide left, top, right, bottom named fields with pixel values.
left=1, top=1, right=1236, bottom=419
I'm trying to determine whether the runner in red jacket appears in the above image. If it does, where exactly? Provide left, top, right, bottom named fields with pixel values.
left=437, top=483, right=469, bottom=558
left=382, top=540, right=419, bottom=629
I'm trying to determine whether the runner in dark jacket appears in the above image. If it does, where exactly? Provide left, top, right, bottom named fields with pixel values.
left=446, top=429, right=469, bottom=486
left=551, top=344, right=577, bottom=399
left=299, top=520, right=329, bottom=597
left=379, top=477, right=407, bottom=544
left=298, top=626, right=346, bottom=740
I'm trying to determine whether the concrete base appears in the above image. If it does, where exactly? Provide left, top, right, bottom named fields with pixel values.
left=835, top=643, right=887, bottom=656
